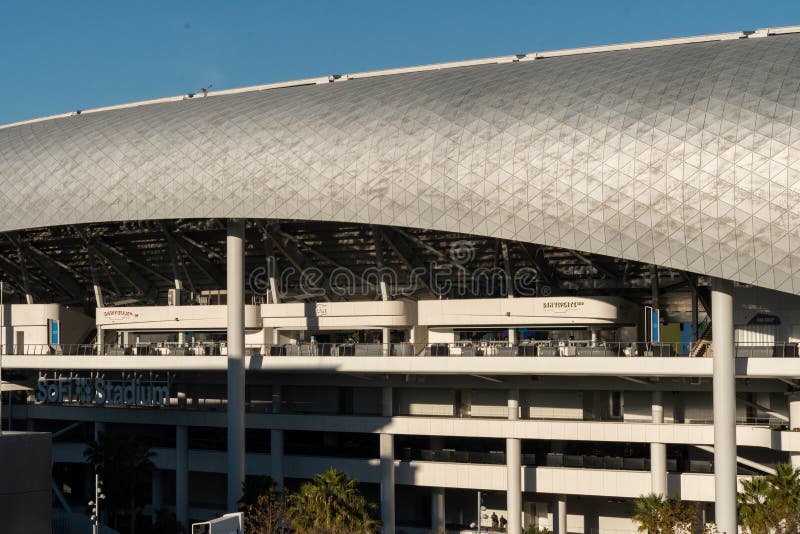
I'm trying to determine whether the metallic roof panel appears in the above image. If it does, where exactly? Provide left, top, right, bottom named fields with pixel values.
left=2, top=34, right=800, bottom=292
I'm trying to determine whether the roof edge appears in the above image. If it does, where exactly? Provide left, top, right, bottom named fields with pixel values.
left=2, top=24, right=799, bottom=132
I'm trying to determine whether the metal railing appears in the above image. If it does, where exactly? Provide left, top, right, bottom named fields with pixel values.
left=8, top=340, right=800, bottom=357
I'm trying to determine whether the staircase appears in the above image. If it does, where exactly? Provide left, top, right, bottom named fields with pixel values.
left=689, top=319, right=712, bottom=358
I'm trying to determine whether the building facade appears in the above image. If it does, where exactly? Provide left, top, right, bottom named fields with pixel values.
left=3, top=26, right=800, bottom=534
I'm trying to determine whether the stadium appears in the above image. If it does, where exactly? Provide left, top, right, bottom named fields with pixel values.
left=3, top=24, right=800, bottom=534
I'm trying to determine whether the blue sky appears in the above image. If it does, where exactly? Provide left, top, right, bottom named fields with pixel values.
left=2, top=1, right=800, bottom=125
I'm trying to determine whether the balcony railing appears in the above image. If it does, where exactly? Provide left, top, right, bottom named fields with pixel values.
left=8, top=340, right=800, bottom=357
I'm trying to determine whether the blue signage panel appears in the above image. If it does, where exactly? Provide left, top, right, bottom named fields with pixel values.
left=49, top=319, right=60, bottom=345
left=651, top=310, right=660, bottom=342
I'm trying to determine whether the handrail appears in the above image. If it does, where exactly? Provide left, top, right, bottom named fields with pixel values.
left=7, top=340, right=799, bottom=357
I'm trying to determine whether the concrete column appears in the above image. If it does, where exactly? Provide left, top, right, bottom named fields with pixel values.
left=554, top=495, right=567, bottom=534
left=507, top=389, right=521, bottom=534
left=691, top=285, right=699, bottom=343
left=96, top=328, right=104, bottom=355
left=711, top=278, right=737, bottom=534
left=271, top=430, right=284, bottom=491
left=789, top=392, right=800, bottom=467
left=432, top=487, right=445, bottom=533
left=651, top=390, right=667, bottom=496
left=176, top=425, right=189, bottom=529
left=382, top=327, right=391, bottom=357
left=651, top=265, right=659, bottom=308
left=429, top=435, right=446, bottom=531
left=151, top=469, right=163, bottom=523
left=94, top=421, right=105, bottom=442
left=93, top=284, right=104, bottom=308
left=271, top=384, right=284, bottom=491
left=226, top=219, right=246, bottom=512
left=261, top=326, right=273, bottom=356
left=382, top=385, right=392, bottom=417
left=381, top=386, right=395, bottom=534
left=380, top=434, right=395, bottom=534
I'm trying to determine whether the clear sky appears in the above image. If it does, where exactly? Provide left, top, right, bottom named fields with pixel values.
left=2, top=0, right=800, bottom=125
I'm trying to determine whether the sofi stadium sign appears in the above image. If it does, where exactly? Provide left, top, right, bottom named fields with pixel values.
left=36, top=376, right=170, bottom=407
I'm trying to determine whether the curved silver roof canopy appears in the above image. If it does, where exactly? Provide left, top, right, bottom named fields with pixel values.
left=2, top=30, right=800, bottom=292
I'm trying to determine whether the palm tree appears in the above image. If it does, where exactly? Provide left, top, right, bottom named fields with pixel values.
left=85, top=430, right=155, bottom=534
left=739, top=477, right=774, bottom=534
left=738, top=463, right=800, bottom=533
left=632, top=493, right=698, bottom=534
left=768, top=463, right=800, bottom=531
left=633, top=494, right=666, bottom=534
left=287, top=468, right=380, bottom=534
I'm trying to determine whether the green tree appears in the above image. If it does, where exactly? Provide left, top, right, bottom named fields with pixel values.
left=85, top=431, right=155, bottom=534
left=245, top=493, right=290, bottom=534
left=632, top=493, right=698, bottom=534
left=239, top=475, right=280, bottom=510
left=287, top=468, right=380, bottom=534
left=633, top=494, right=665, bottom=534
left=738, top=463, right=800, bottom=533
left=739, top=477, right=775, bottom=534
left=240, top=476, right=288, bottom=534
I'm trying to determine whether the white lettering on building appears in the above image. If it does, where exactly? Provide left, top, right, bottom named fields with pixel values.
left=36, top=377, right=169, bottom=407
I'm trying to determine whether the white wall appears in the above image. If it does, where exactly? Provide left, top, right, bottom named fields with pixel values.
left=395, top=388, right=454, bottom=416
left=96, top=305, right=261, bottom=330
left=470, top=389, right=507, bottom=418
left=734, top=286, right=800, bottom=343
left=623, top=391, right=675, bottom=423
left=284, top=386, right=339, bottom=414
left=418, top=296, right=639, bottom=327
left=527, top=391, right=583, bottom=420
left=260, top=300, right=415, bottom=329
left=0, top=304, right=92, bottom=351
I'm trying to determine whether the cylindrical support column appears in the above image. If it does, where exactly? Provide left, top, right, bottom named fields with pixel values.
left=711, top=278, right=737, bottom=534
left=380, top=433, right=395, bottom=534
left=507, top=389, right=521, bottom=534
left=382, top=385, right=392, bottom=418
left=382, top=327, right=391, bottom=357
left=691, top=286, right=699, bottom=343
left=554, top=495, right=567, bottom=534
left=96, top=328, right=104, bottom=355
left=151, top=469, right=163, bottom=524
left=226, top=219, right=246, bottom=512
left=651, top=390, right=667, bottom=496
left=431, top=487, right=445, bottom=533
left=271, top=384, right=284, bottom=490
left=507, top=438, right=521, bottom=534
left=789, top=392, right=800, bottom=467
left=381, top=386, right=395, bottom=534
left=271, top=430, right=284, bottom=491
left=94, top=421, right=105, bottom=442
left=93, top=284, right=104, bottom=308
left=176, top=425, right=189, bottom=529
